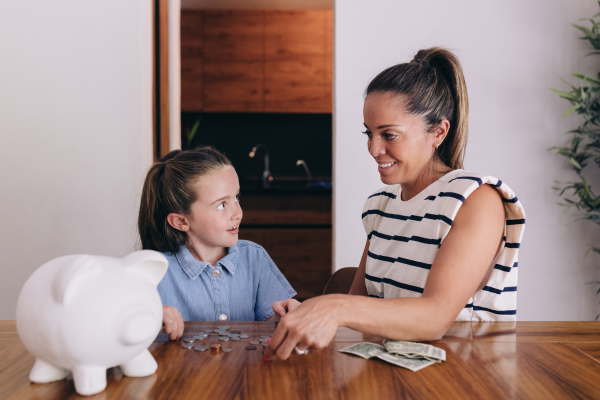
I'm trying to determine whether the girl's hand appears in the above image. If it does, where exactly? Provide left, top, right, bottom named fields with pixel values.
left=162, top=305, right=184, bottom=340
left=272, top=298, right=302, bottom=317
left=265, top=295, right=346, bottom=360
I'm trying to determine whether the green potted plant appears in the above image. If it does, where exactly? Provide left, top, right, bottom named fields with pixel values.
left=551, top=1, right=600, bottom=316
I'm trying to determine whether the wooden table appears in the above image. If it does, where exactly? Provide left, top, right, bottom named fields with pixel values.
left=1, top=321, right=600, bottom=399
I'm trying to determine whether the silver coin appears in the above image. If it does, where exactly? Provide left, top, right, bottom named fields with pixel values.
left=218, top=325, right=230, bottom=330
left=260, top=335, right=269, bottom=339
left=182, top=336, right=195, bottom=343
left=219, top=337, right=230, bottom=341
left=194, top=345, right=208, bottom=351
left=182, top=343, right=194, bottom=349
left=212, top=330, right=221, bottom=333
left=193, top=336, right=207, bottom=340
left=231, top=337, right=241, bottom=341
left=222, top=348, right=233, bottom=352
left=204, top=329, right=213, bottom=333
left=249, top=341, right=259, bottom=345
left=240, top=335, right=249, bottom=338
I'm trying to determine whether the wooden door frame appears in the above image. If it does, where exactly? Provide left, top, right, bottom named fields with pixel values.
left=153, top=0, right=170, bottom=160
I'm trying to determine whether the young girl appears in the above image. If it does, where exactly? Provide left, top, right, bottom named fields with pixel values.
left=138, top=146, right=298, bottom=340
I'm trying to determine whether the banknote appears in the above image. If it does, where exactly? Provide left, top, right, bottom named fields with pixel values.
left=375, top=352, right=436, bottom=372
left=382, top=339, right=446, bottom=362
left=339, top=342, right=386, bottom=359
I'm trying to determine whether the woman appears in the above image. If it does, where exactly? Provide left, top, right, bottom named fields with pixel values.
left=265, top=47, right=525, bottom=360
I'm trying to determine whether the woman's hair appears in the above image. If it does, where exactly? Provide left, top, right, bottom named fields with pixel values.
left=366, top=47, right=469, bottom=170
left=138, top=146, right=232, bottom=253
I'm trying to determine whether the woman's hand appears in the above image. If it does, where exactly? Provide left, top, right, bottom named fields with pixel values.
left=162, top=305, right=184, bottom=340
left=265, top=295, right=347, bottom=360
left=272, top=298, right=302, bottom=317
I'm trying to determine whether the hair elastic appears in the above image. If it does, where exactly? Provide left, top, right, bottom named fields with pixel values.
left=413, top=59, right=431, bottom=67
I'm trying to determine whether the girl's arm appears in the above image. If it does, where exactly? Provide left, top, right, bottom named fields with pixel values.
left=265, top=184, right=505, bottom=359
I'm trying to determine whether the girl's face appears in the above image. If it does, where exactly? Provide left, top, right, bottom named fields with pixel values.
left=363, top=91, right=440, bottom=185
left=186, top=167, right=243, bottom=250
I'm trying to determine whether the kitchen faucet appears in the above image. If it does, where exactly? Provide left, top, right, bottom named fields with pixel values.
left=296, top=160, right=312, bottom=188
left=249, top=144, right=272, bottom=189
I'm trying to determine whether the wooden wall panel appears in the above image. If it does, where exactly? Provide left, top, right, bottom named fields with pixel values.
left=181, top=11, right=203, bottom=112
left=324, top=10, right=333, bottom=113
left=264, top=11, right=328, bottom=113
left=202, top=10, right=264, bottom=112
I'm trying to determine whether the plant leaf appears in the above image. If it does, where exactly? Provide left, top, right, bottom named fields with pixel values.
left=570, top=157, right=583, bottom=169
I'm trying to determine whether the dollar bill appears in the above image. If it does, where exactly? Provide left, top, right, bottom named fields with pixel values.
left=382, top=339, right=446, bottom=362
left=339, top=342, right=386, bottom=359
left=375, top=352, right=436, bottom=372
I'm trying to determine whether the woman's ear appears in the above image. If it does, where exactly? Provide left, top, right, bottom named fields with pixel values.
left=434, top=119, right=450, bottom=146
left=167, top=213, right=189, bottom=232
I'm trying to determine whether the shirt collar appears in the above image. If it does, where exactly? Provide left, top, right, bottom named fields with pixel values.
left=175, top=243, right=240, bottom=279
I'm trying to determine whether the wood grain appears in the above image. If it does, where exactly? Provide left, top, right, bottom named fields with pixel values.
left=240, top=194, right=332, bottom=226
left=2, top=321, right=600, bottom=399
left=238, top=228, right=332, bottom=299
left=158, top=0, right=170, bottom=157
left=324, top=10, right=333, bottom=112
left=180, top=10, right=333, bottom=113
left=180, top=11, right=203, bottom=112
left=264, top=11, right=328, bottom=113
left=202, top=10, right=265, bottom=112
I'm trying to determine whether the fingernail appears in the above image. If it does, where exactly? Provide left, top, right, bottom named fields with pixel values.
left=264, top=356, right=271, bottom=361
left=267, top=337, right=271, bottom=342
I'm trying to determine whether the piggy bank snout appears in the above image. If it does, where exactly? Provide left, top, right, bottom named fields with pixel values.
left=120, top=309, right=160, bottom=346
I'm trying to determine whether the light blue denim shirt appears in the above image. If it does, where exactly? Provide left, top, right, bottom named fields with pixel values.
left=158, top=240, right=296, bottom=321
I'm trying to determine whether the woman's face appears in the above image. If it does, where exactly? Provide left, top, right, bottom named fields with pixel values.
left=363, top=91, right=438, bottom=186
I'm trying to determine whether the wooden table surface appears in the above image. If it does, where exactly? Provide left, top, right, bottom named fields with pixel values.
left=1, top=321, right=600, bottom=399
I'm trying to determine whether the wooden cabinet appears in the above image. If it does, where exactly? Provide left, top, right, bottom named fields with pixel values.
left=264, top=11, right=330, bottom=113
left=180, top=11, right=203, bottom=111
left=239, top=228, right=332, bottom=300
left=238, top=193, right=332, bottom=300
left=202, top=10, right=264, bottom=112
left=181, top=10, right=333, bottom=113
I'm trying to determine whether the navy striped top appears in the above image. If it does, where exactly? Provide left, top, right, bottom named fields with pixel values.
left=362, top=169, right=526, bottom=321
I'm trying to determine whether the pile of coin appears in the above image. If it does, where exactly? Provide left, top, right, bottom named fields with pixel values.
left=179, top=325, right=274, bottom=354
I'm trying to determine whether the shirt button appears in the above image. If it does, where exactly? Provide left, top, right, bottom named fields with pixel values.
left=212, top=269, right=220, bottom=278
left=219, top=314, right=227, bottom=321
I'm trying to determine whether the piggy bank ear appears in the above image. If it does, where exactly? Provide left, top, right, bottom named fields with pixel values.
left=53, top=256, right=103, bottom=305
left=122, top=250, right=168, bottom=287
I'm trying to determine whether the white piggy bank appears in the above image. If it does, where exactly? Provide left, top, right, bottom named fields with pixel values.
left=16, top=250, right=168, bottom=396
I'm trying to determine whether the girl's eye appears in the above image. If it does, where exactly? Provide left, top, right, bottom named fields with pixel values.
left=362, top=130, right=372, bottom=139
left=217, top=202, right=225, bottom=210
left=235, top=194, right=240, bottom=202
left=383, top=133, right=398, bottom=140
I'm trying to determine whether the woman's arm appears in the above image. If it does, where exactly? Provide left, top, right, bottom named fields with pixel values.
left=265, top=184, right=504, bottom=359
left=348, top=240, right=369, bottom=296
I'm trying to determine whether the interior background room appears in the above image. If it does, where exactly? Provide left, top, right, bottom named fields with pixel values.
left=1, top=0, right=598, bottom=321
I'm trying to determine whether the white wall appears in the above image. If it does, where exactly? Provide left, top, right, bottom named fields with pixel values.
left=0, top=1, right=153, bottom=319
left=334, top=0, right=600, bottom=320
